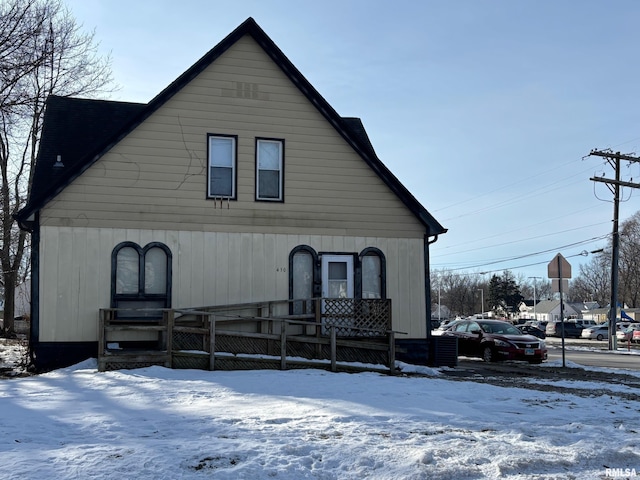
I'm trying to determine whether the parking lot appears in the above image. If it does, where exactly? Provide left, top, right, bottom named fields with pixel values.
left=545, top=334, right=640, bottom=350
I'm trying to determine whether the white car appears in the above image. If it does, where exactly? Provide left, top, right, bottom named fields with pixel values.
left=617, top=326, right=640, bottom=342
left=581, top=325, right=609, bottom=341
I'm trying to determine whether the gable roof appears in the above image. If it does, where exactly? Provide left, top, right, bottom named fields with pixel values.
left=532, top=300, right=560, bottom=314
left=17, top=17, right=446, bottom=236
left=533, top=300, right=582, bottom=316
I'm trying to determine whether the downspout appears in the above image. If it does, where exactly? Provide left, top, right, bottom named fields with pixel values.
left=424, top=233, right=439, bottom=342
left=425, top=233, right=441, bottom=366
left=15, top=211, right=39, bottom=368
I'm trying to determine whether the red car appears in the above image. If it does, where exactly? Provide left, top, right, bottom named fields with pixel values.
left=443, top=319, right=547, bottom=364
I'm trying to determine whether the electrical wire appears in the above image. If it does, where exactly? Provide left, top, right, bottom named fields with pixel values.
left=432, top=235, right=609, bottom=272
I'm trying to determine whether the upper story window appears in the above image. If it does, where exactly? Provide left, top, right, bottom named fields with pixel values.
left=256, top=138, right=284, bottom=201
left=208, top=134, right=237, bottom=199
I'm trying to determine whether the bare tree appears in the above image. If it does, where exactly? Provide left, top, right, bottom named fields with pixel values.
left=0, top=0, right=113, bottom=335
left=431, top=269, right=487, bottom=318
left=569, top=251, right=610, bottom=306
left=619, top=211, right=640, bottom=308
left=520, top=276, right=552, bottom=306
left=568, top=211, right=640, bottom=308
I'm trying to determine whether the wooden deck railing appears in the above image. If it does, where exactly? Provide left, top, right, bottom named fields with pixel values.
left=98, top=298, right=396, bottom=374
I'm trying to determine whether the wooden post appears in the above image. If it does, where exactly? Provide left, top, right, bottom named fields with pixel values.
left=98, top=309, right=106, bottom=372
left=165, top=309, right=174, bottom=368
left=209, top=314, right=216, bottom=371
left=330, top=326, right=337, bottom=372
left=280, top=319, right=287, bottom=370
left=388, top=331, right=396, bottom=373
left=315, top=298, right=322, bottom=358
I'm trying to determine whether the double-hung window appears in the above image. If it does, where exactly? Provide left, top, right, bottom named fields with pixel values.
left=208, top=134, right=237, bottom=199
left=256, top=138, right=284, bottom=201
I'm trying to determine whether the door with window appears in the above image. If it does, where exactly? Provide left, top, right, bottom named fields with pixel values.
left=321, top=255, right=354, bottom=334
left=321, top=255, right=354, bottom=299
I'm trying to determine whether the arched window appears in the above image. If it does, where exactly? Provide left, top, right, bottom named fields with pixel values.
left=111, top=242, right=172, bottom=319
left=289, top=245, right=319, bottom=314
left=359, top=247, right=386, bottom=299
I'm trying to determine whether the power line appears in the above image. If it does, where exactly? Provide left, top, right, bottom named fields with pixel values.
left=588, top=149, right=640, bottom=350
left=433, top=156, right=602, bottom=214
left=433, top=221, right=609, bottom=258
left=432, top=235, right=609, bottom=271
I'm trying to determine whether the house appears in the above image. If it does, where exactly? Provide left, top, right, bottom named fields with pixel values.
left=582, top=307, right=639, bottom=324
left=529, top=300, right=582, bottom=323
left=15, top=18, right=446, bottom=370
left=431, top=304, right=452, bottom=322
left=515, top=300, right=535, bottom=320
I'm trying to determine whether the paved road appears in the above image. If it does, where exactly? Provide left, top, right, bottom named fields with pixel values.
left=545, top=336, right=640, bottom=371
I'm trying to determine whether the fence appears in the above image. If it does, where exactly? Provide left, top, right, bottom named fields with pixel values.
left=98, top=298, right=395, bottom=374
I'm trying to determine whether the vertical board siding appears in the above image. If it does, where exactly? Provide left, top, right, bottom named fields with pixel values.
left=38, top=227, right=425, bottom=342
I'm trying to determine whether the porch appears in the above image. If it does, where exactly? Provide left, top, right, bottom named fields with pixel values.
left=98, top=298, right=397, bottom=374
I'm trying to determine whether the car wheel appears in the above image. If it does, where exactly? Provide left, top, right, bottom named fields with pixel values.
left=482, top=346, right=494, bottom=363
left=596, top=334, right=604, bottom=341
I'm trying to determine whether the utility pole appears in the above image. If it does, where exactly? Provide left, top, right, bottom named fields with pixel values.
left=528, top=276, right=541, bottom=320
left=588, top=149, right=640, bottom=350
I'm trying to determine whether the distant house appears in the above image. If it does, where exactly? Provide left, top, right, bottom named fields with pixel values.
left=582, top=307, right=639, bottom=324
left=581, top=301, right=600, bottom=312
left=530, top=300, right=582, bottom=323
left=516, top=300, right=535, bottom=320
left=431, top=304, right=452, bottom=321
left=15, top=18, right=446, bottom=370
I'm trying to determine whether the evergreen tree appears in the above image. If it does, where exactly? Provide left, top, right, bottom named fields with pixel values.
left=488, top=271, right=524, bottom=316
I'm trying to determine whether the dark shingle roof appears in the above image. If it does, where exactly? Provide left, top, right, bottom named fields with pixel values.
left=17, top=17, right=446, bottom=236
left=28, top=96, right=145, bottom=209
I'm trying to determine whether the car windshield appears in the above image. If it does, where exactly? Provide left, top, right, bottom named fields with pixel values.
left=479, top=322, right=522, bottom=335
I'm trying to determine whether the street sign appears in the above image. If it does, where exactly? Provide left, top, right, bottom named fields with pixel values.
left=548, top=253, right=571, bottom=279
left=551, top=279, right=569, bottom=293
left=548, top=253, right=572, bottom=368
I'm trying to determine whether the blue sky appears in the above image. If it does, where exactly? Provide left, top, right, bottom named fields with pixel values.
left=64, top=0, right=640, bottom=282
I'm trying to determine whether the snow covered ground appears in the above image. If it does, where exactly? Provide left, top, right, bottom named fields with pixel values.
left=1, top=339, right=639, bottom=479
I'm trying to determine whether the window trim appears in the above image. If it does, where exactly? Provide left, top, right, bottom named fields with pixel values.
left=288, top=246, right=386, bottom=305
left=359, top=247, right=386, bottom=300
left=288, top=245, right=319, bottom=315
left=255, top=137, right=284, bottom=202
left=207, top=133, right=238, bottom=200
left=111, top=241, right=172, bottom=319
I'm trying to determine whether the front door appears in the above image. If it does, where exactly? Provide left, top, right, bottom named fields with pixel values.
left=321, top=255, right=354, bottom=299
left=321, top=255, right=355, bottom=335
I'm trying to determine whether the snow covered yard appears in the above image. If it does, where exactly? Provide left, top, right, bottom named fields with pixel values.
left=0, top=338, right=28, bottom=377
left=1, top=347, right=639, bottom=480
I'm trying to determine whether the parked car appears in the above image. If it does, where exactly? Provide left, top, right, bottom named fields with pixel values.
left=434, top=319, right=463, bottom=333
left=523, top=320, right=547, bottom=331
left=581, top=324, right=609, bottom=341
left=598, top=321, right=638, bottom=332
left=633, top=330, right=640, bottom=343
left=617, top=326, right=640, bottom=342
left=545, top=321, right=584, bottom=338
left=442, top=319, right=547, bottom=364
left=516, top=324, right=546, bottom=339
left=570, top=319, right=597, bottom=328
